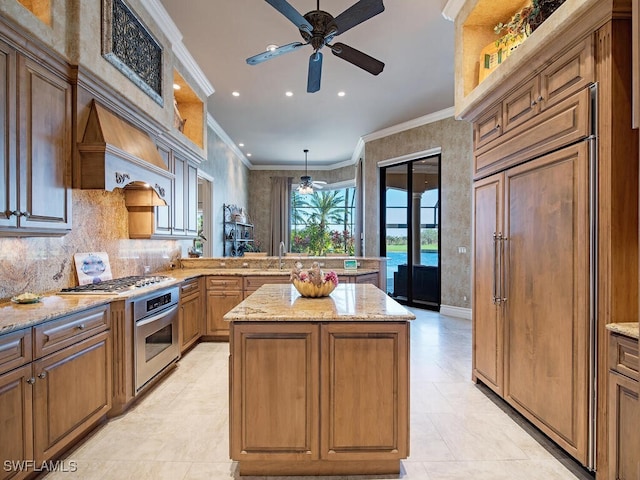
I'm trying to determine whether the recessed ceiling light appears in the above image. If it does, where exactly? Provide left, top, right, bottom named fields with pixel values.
left=338, top=91, right=346, bottom=97
left=247, top=153, right=252, bottom=157
left=266, top=44, right=278, bottom=52
left=238, top=143, right=245, bottom=147
left=232, top=91, right=240, bottom=97
left=285, top=91, right=293, bottom=97
left=173, top=83, right=181, bottom=90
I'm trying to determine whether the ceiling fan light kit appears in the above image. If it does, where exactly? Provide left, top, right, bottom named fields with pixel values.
left=298, top=149, right=327, bottom=194
left=247, top=0, right=386, bottom=93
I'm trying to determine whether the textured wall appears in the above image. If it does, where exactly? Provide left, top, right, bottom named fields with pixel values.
left=364, top=117, right=473, bottom=308
left=248, top=165, right=356, bottom=255
left=0, top=190, right=186, bottom=301
left=204, top=127, right=250, bottom=257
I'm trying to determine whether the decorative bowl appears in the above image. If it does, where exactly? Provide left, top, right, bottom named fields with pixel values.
left=11, top=292, right=42, bottom=304
left=292, top=279, right=336, bottom=298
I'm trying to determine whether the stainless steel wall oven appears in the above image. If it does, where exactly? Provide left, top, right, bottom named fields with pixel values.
left=133, top=286, right=180, bottom=392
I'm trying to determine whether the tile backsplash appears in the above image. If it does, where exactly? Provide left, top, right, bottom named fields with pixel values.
left=0, top=189, right=185, bottom=301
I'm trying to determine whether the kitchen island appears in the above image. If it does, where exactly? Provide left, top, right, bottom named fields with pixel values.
left=224, top=283, right=415, bottom=476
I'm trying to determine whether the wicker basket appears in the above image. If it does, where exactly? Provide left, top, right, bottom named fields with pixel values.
left=292, top=279, right=336, bottom=298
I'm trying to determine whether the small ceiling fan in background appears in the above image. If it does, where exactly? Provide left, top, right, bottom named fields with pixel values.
left=298, top=149, right=326, bottom=194
left=247, top=0, right=385, bottom=93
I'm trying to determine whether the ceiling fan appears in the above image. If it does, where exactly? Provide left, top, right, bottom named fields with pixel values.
left=298, top=149, right=326, bottom=194
left=246, top=0, right=385, bottom=93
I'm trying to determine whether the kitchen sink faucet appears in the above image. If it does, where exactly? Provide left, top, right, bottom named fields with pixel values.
left=279, top=241, right=286, bottom=269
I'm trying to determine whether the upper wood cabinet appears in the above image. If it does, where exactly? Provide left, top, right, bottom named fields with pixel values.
left=0, top=36, right=71, bottom=237
left=128, top=143, right=199, bottom=239
left=633, top=0, right=640, bottom=128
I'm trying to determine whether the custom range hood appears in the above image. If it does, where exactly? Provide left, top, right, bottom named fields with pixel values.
left=77, top=100, right=173, bottom=205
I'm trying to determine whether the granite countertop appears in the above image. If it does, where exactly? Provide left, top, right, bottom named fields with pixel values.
left=224, top=283, right=415, bottom=322
left=166, top=267, right=378, bottom=278
left=0, top=295, right=114, bottom=335
left=0, top=268, right=381, bottom=335
left=606, top=322, right=639, bottom=340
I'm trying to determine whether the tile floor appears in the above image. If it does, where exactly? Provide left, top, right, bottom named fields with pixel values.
left=43, top=309, right=595, bottom=480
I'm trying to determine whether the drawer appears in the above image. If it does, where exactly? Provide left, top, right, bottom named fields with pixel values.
left=180, top=277, right=201, bottom=298
left=34, top=304, right=110, bottom=359
left=207, top=276, right=242, bottom=291
left=0, top=328, right=32, bottom=375
left=243, top=275, right=290, bottom=292
left=609, top=332, right=639, bottom=381
left=474, top=87, right=590, bottom=179
left=540, top=36, right=594, bottom=111
left=473, top=103, right=502, bottom=151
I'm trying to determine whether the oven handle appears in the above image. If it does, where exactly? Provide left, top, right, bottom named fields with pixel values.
left=135, top=303, right=179, bottom=328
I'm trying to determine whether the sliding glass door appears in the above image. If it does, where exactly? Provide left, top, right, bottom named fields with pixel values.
left=381, top=155, right=440, bottom=309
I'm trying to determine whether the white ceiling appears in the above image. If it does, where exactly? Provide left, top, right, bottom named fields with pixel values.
left=157, top=0, right=456, bottom=168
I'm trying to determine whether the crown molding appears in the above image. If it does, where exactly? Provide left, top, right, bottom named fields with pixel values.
left=250, top=158, right=356, bottom=171
left=363, top=106, right=456, bottom=143
left=442, top=0, right=465, bottom=21
left=206, top=113, right=252, bottom=168
left=142, top=0, right=214, bottom=97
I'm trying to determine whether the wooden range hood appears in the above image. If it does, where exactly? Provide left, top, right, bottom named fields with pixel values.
left=77, top=100, right=173, bottom=206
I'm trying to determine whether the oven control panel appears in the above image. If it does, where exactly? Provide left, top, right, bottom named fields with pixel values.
left=146, top=292, right=173, bottom=313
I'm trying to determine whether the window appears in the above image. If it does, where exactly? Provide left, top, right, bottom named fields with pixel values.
left=291, top=187, right=356, bottom=255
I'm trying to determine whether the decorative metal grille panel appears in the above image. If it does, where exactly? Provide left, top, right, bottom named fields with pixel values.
left=102, top=0, right=163, bottom=105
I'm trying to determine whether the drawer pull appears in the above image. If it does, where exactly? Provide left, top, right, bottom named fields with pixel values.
left=77, top=324, right=86, bottom=330
left=26, top=377, right=35, bottom=385
left=38, top=372, right=47, bottom=379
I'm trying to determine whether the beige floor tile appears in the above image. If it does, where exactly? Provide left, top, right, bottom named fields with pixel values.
left=41, top=309, right=594, bottom=480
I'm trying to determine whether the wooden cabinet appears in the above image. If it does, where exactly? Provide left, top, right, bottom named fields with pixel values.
left=468, top=10, right=638, bottom=473
left=472, top=174, right=504, bottom=395
left=0, top=364, right=33, bottom=480
left=205, top=276, right=242, bottom=339
left=230, top=320, right=409, bottom=476
left=179, top=277, right=202, bottom=352
left=132, top=143, right=199, bottom=239
left=474, top=144, right=590, bottom=464
left=348, top=272, right=379, bottom=286
left=0, top=305, right=111, bottom=478
left=320, top=323, right=409, bottom=463
left=32, top=330, right=111, bottom=463
left=608, top=332, right=639, bottom=480
left=634, top=0, right=640, bottom=128
left=170, top=151, right=198, bottom=237
left=243, top=275, right=289, bottom=298
left=503, top=143, right=590, bottom=464
left=0, top=36, right=72, bottom=236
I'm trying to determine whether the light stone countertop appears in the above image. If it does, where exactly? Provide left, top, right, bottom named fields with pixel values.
left=0, top=295, right=114, bottom=334
left=224, top=283, right=415, bottom=322
left=0, top=268, right=381, bottom=335
left=606, top=322, right=639, bottom=340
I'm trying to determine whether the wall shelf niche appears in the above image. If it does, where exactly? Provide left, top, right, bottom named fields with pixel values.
left=16, top=0, right=51, bottom=26
left=173, top=69, right=204, bottom=149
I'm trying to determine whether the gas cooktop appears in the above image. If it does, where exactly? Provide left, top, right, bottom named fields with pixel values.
left=60, top=275, right=173, bottom=295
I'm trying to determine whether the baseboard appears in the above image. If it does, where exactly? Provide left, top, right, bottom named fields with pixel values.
left=439, top=305, right=472, bottom=320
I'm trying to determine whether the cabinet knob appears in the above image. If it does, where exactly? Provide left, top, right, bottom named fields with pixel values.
left=26, top=377, right=35, bottom=385
left=77, top=323, right=86, bottom=330
left=38, top=372, right=47, bottom=379
left=20, top=211, right=30, bottom=218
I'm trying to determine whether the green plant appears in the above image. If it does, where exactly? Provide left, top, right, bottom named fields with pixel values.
left=494, top=5, right=532, bottom=47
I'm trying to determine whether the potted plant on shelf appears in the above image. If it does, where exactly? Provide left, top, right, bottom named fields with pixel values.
left=243, top=240, right=266, bottom=257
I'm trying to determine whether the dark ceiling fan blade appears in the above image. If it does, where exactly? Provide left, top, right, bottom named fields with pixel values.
left=331, top=0, right=384, bottom=36
left=307, top=51, right=323, bottom=93
left=246, top=42, right=305, bottom=65
left=265, top=0, right=313, bottom=32
left=331, top=42, right=384, bottom=75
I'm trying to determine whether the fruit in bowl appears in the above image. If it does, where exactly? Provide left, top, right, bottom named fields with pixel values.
left=290, top=262, right=339, bottom=298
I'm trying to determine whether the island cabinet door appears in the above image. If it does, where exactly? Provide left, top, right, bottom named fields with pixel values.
left=230, top=323, right=320, bottom=461
left=320, top=322, right=409, bottom=461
